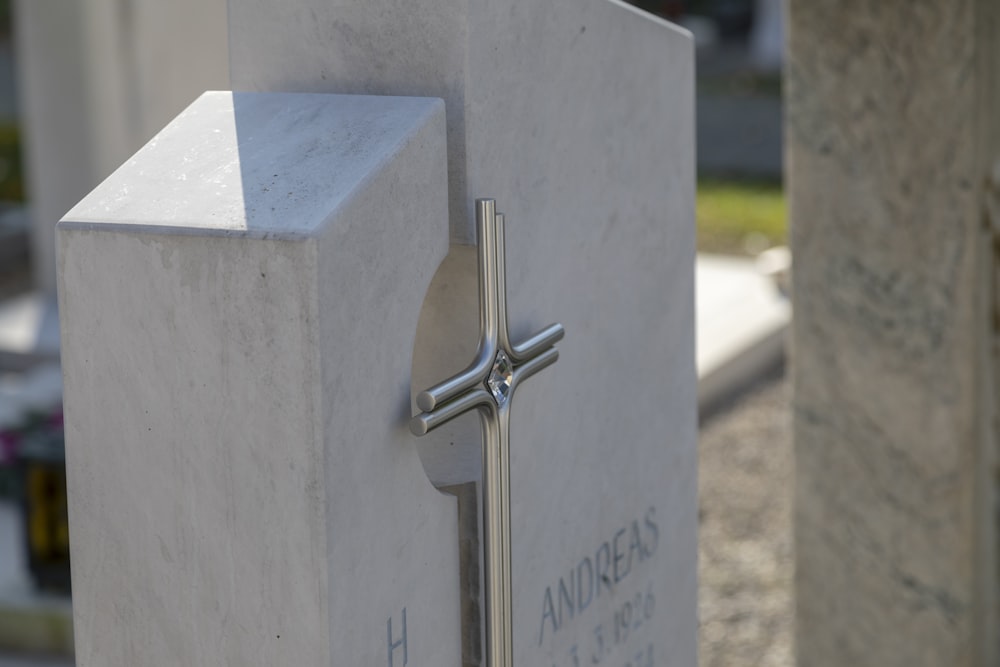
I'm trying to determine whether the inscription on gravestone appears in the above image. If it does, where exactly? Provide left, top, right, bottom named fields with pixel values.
left=387, top=607, right=407, bottom=667
left=536, top=509, right=660, bottom=667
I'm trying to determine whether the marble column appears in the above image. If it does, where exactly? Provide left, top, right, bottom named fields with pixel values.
left=14, top=0, right=228, bottom=294
left=789, top=1, right=1000, bottom=665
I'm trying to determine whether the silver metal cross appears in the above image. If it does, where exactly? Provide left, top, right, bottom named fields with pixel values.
left=410, top=199, right=564, bottom=667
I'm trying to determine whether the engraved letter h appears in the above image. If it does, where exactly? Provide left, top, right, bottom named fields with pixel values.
left=387, top=608, right=407, bottom=667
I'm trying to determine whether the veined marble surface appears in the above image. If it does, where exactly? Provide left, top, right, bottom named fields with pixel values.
left=789, top=2, right=1000, bottom=665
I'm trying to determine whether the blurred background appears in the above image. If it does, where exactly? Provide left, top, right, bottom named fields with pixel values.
left=0, top=1, right=789, bottom=665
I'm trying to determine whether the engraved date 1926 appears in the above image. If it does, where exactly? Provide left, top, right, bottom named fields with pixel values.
left=553, top=583, right=656, bottom=667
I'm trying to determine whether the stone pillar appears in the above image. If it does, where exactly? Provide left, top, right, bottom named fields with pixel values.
left=789, top=2, right=1000, bottom=665
left=13, top=0, right=228, bottom=294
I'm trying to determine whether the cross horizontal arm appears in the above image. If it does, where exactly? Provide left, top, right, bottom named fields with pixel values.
left=508, top=323, right=565, bottom=363
left=410, top=387, right=495, bottom=436
left=416, top=344, right=497, bottom=413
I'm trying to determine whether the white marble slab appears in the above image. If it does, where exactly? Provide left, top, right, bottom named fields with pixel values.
left=58, top=92, right=459, bottom=666
left=696, top=254, right=789, bottom=407
left=230, top=3, right=698, bottom=665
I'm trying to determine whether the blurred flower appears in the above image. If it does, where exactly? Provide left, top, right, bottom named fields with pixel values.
left=0, top=404, right=64, bottom=466
left=0, top=429, right=18, bottom=465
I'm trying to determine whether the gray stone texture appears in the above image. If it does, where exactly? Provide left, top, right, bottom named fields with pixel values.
left=788, top=2, right=1000, bottom=665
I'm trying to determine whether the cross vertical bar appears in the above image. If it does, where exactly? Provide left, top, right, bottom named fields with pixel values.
left=410, top=198, right=564, bottom=667
left=479, top=405, right=511, bottom=667
left=497, top=407, right=513, bottom=667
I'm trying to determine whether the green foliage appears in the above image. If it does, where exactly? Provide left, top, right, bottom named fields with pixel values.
left=697, top=178, right=786, bottom=255
left=0, top=123, right=24, bottom=202
left=0, top=0, right=10, bottom=38
left=699, top=71, right=783, bottom=98
left=0, top=1, right=19, bottom=199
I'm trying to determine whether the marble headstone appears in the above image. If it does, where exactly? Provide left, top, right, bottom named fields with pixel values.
left=58, top=2, right=697, bottom=666
left=230, top=1, right=698, bottom=664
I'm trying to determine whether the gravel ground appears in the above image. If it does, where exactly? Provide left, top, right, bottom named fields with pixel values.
left=699, top=368, right=793, bottom=667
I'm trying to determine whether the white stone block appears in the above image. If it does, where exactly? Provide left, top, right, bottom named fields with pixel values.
left=58, top=91, right=458, bottom=666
